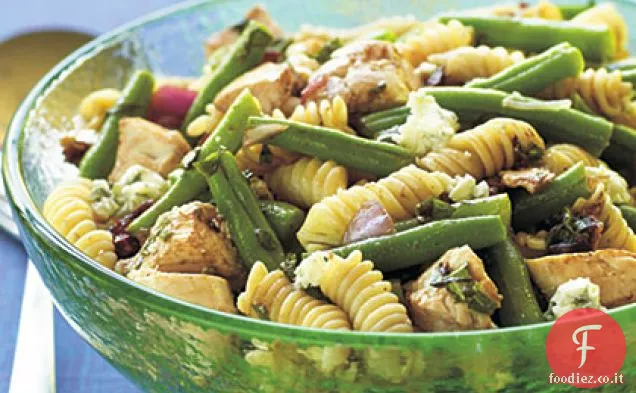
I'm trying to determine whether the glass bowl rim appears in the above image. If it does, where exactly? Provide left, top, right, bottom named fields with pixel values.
left=3, top=0, right=635, bottom=346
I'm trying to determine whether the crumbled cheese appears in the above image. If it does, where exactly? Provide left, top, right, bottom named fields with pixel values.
left=395, top=90, right=459, bottom=155
left=546, top=277, right=604, bottom=319
left=448, top=175, right=476, bottom=202
left=585, top=166, right=631, bottom=205
left=113, top=165, right=169, bottom=215
left=448, top=175, right=490, bottom=202
left=90, top=179, right=120, bottom=222
left=474, top=180, right=490, bottom=199
left=294, top=252, right=329, bottom=289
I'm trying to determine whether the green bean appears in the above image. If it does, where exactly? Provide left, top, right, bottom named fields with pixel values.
left=259, top=200, right=306, bottom=247
left=181, top=21, right=273, bottom=143
left=195, top=152, right=284, bottom=270
left=570, top=92, right=595, bottom=114
left=247, top=117, right=414, bottom=176
left=359, top=106, right=410, bottom=135
left=396, top=194, right=512, bottom=232
left=619, top=205, right=636, bottom=232
left=481, top=237, right=545, bottom=326
left=452, top=194, right=512, bottom=227
left=128, top=90, right=261, bottom=234
left=512, top=162, right=590, bottom=229
left=606, top=57, right=636, bottom=72
left=466, top=43, right=584, bottom=95
left=620, top=69, right=636, bottom=85
left=437, top=15, right=614, bottom=61
left=331, top=216, right=507, bottom=272
left=422, top=87, right=613, bottom=156
left=610, top=124, right=636, bottom=154
left=79, top=70, right=155, bottom=179
left=600, top=125, right=636, bottom=168
left=559, top=2, right=595, bottom=19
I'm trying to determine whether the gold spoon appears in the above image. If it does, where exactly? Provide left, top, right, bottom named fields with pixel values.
left=0, top=30, right=94, bottom=146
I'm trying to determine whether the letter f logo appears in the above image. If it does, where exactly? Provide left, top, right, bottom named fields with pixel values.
left=572, top=324, right=602, bottom=368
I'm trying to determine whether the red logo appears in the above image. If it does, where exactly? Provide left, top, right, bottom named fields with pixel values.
left=546, top=308, right=626, bottom=388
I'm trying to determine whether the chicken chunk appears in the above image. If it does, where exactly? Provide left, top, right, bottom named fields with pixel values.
left=405, top=246, right=502, bottom=332
left=128, top=268, right=237, bottom=313
left=213, top=62, right=301, bottom=114
left=302, top=40, right=420, bottom=113
left=205, top=5, right=283, bottom=55
left=109, top=117, right=191, bottom=183
left=527, top=249, right=636, bottom=308
left=131, top=201, right=246, bottom=290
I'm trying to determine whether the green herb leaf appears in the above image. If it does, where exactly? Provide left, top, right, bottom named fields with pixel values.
left=312, top=38, right=342, bottom=64
left=252, top=304, right=270, bottom=320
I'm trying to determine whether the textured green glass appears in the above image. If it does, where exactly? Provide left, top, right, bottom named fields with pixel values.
left=3, top=0, right=636, bottom=392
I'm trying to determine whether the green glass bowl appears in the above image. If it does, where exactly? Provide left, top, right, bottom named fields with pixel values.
left=3, top=1, right=636, bottom=391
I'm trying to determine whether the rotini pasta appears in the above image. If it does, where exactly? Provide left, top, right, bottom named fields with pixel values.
left=540, top=144, right=601, bottom=174
left=265, top=157, right=348, bottom=208
left=78, top=88, right=121, bottom=129
left=538, top=68, right=634, bottom=119
left=185, top=104, right=224, bottom=137
left=427, top=46, right=525, bottom=85
left=572, top=185, right=636, bottom=252
left=237, top=262, right=352, bottom=330
left=319, top=251, right=413, bottom=332
left=571, top=3, right=629, bottom=59
left=297, top=165, right=454, bottom=250
left=417, top=118, right=546, bottom=179
left=43, top=179, right=117, bottom=268
left=277, top=96, right=354, bottom=134
left=611, top=101, right=636, bottom=128
left=396, top=19, right=474, bottom=66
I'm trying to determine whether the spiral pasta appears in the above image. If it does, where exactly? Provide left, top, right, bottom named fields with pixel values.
left=236, top=97, right=353, bottom=175
left=43, top=179, right=117, bottom=268
left=319, top=251, right=413, bottom=332
left=297, top=165, right=454, bottom=250
left=538, top=68, right=634, bottom=119
left=396, top=19, right=474, bottom=66
left=78, top=88, right=121, bottom=129
left=611, top=101, right=636, bottom=128
left=265, top=157, right=348, bottom=208
left=237, top=262, right=352, bottom=330
left=572, top=185, right=636, bottom=252
left=541, top=144, right=602, bottom=175
left=279, top=96, right=354, bottom=134
left=427, top=46, right=525, bottom=85
left=417, top=118, right=546, bottom=179
left=571, top=3, right=629, bottom=59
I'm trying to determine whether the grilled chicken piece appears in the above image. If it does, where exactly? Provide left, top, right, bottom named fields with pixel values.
left=132, top=201, right=246, bottom=291
left=205, top=5, right=283, bottom=55
left=213, top=62, right=302, bottom=114
left=128, top=268, right=237, bottom=313
left=405, top=246, right=502, bottom=331
left=527, top=249, right=636, bottom=308
left=302, top=40, right=420, bottom=113
left=109, top=117, right=190, bottom=183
